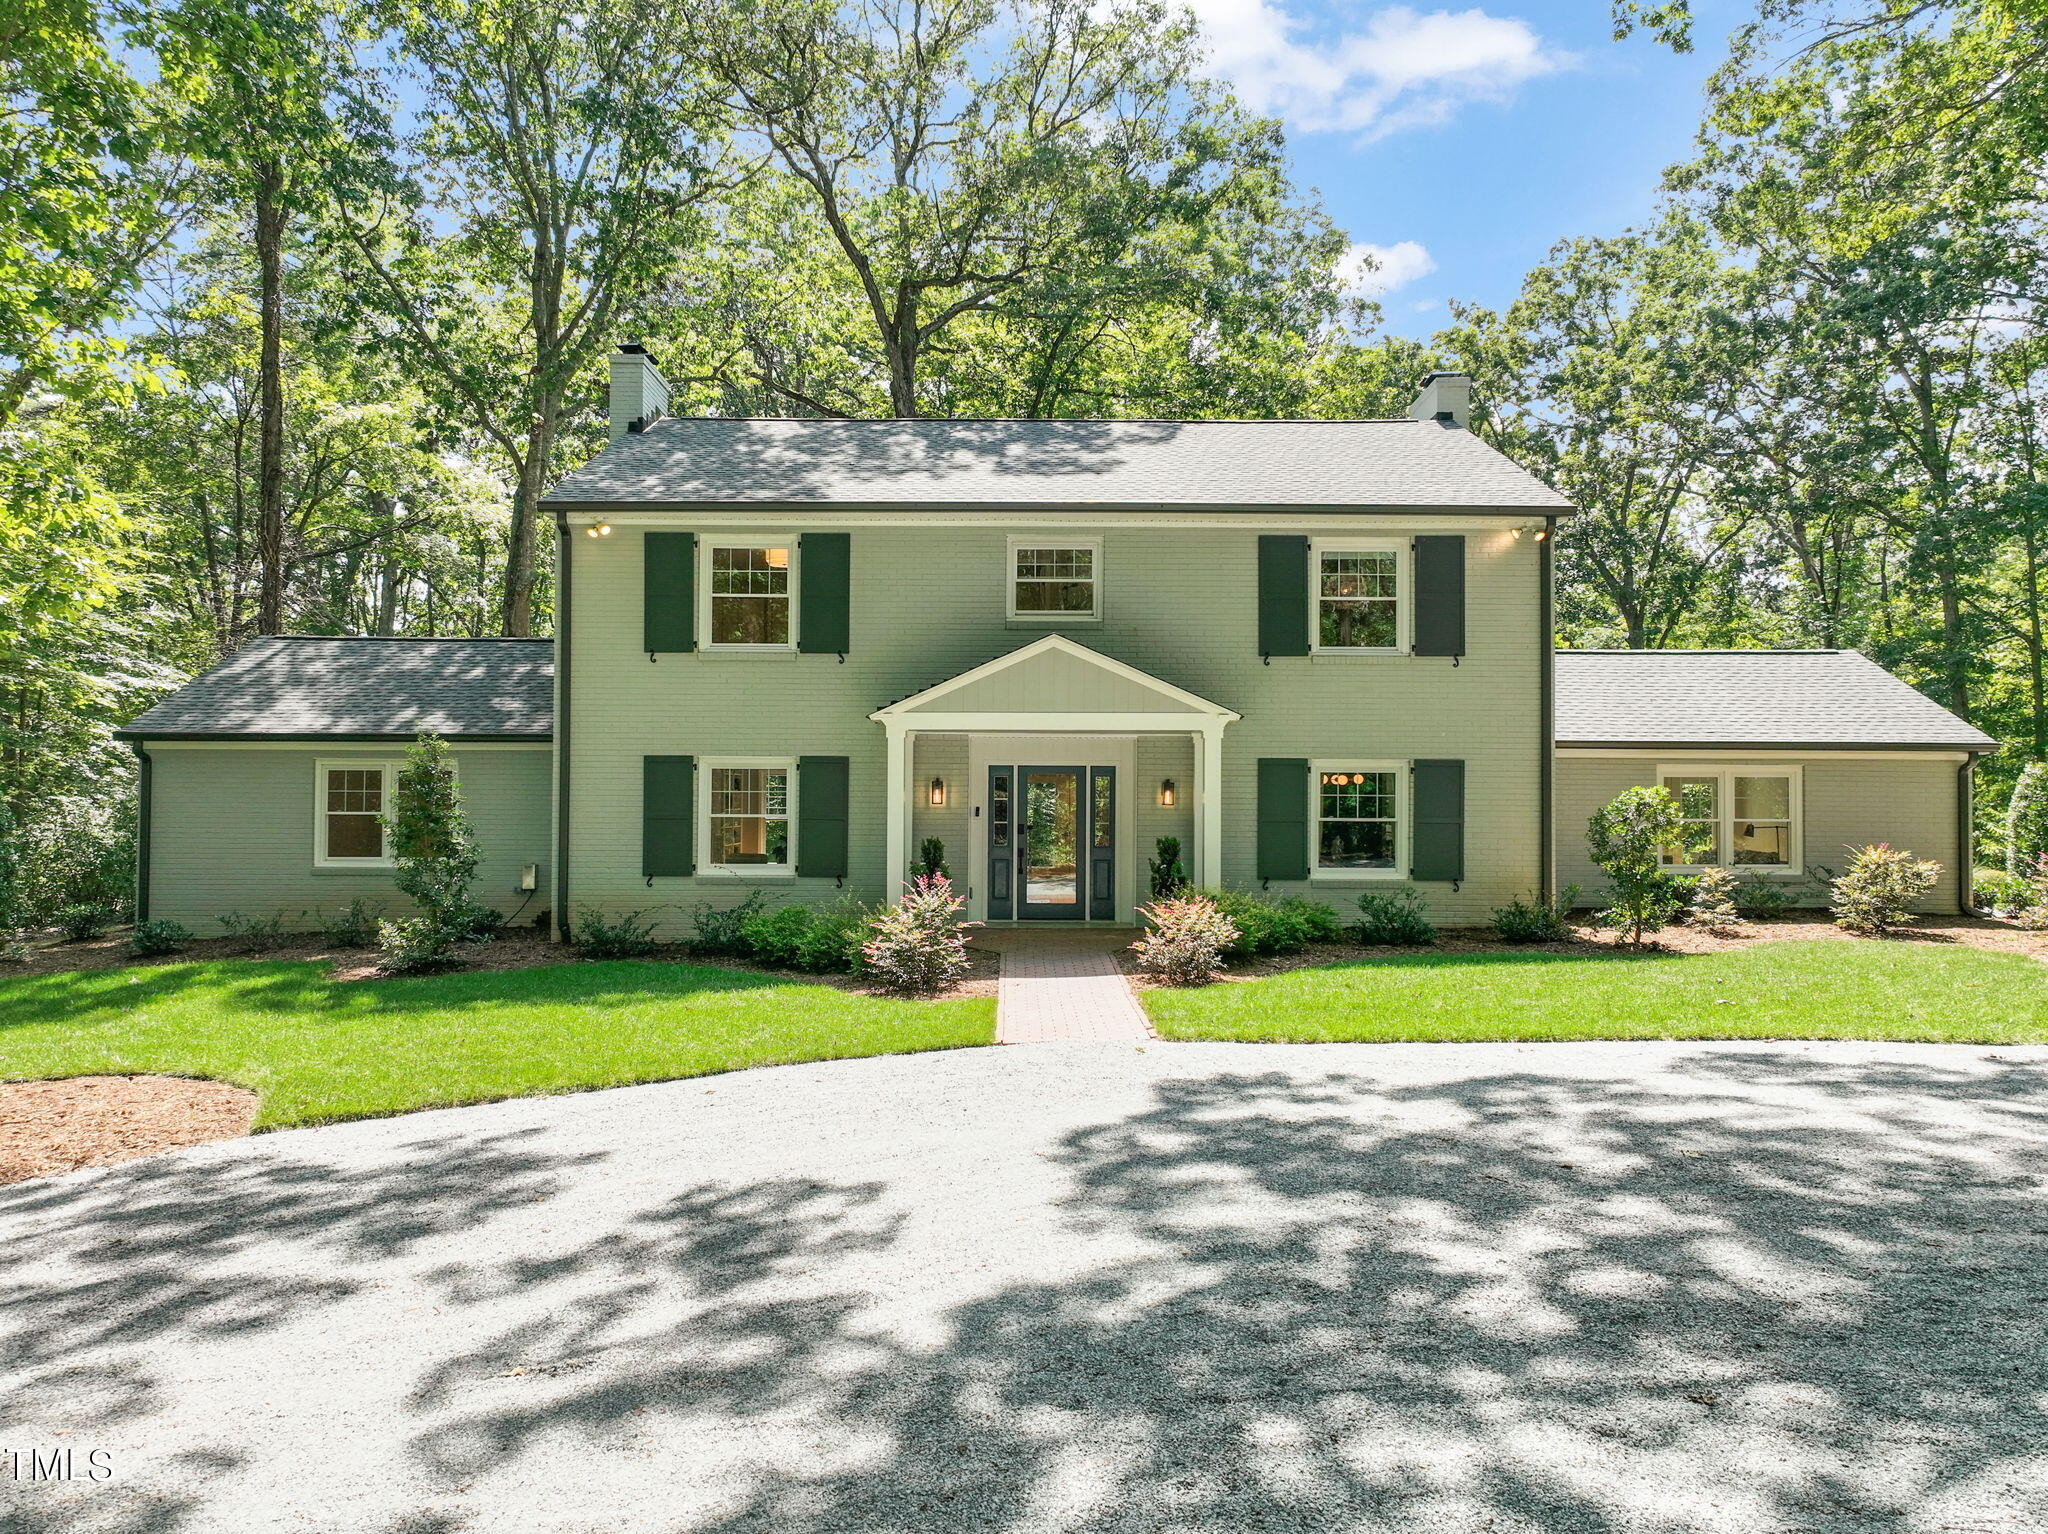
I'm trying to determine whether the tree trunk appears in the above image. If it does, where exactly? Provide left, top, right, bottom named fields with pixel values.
left=373, top=494, right=402, bottom=635
left=2025, top=518, right=2047, bottom=759
left=254, top=159, right=289, bottom=638
left=1938, top=558, right=1969, bottom=722
left=500, top=417, right=555, bottom=637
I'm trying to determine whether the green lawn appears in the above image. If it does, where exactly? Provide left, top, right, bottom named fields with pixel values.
left=1143, top=939, right=2048, bottom=1044
left=0, top=960, right=995, bottom=1128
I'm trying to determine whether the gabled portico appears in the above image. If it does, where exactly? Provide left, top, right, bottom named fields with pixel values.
left=870, top=636, right=1240, bottom=919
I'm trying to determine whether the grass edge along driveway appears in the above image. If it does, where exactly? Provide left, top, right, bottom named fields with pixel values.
left=0, top=959, right=996, bottom=1129
left=1143, top=938, right=2048, bottom=1044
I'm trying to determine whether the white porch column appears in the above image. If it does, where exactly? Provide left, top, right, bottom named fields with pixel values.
left=883, top=724, right=912, bottom=899
left=1197, top=724, right=1225, bottom=888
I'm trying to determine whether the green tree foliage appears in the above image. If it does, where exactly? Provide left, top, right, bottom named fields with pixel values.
left=383, top=732, right=480, bottom=929
left=2007, top=763, right=2048, bottom=875
left=674, top=0, right=1347, bottom=419
left=1447, top=219, right=1749, bottom=648
left=338, top=0, right=734, bottom=634
left=2, top=0, right=2047, bottom=894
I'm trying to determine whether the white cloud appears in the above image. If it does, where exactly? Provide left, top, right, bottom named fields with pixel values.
left=1186, top=1, right=1568, bottom=139
left=1338, top=240, right=1438, bottom=297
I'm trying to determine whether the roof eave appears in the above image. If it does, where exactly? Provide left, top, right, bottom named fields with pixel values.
left=542, top=498, right=1576, bottom=516
left=115, top=730, right=554, bottom=744
left=1556, top=738, right=1997, bottom=753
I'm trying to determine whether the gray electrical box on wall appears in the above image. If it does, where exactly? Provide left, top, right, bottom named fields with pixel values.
left=518, top=863, right=538, bottom=891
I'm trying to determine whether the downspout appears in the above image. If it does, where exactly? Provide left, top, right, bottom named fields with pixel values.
left=1537, top=520, right=1556, bottom=902
left=553, top=512, right=572, bottom=940
left=1958, top=751, right=1979, bottom=914
left=131, top=741, right=153, bottom=924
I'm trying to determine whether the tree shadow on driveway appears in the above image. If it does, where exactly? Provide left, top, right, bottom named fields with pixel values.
left=413, top=1052, right=2048, bottom=1532
left=6, top=1048, right=2048, bottom=1532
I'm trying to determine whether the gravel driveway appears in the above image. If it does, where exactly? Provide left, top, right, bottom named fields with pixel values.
left=6, top=1039, right=2048, bottom=1533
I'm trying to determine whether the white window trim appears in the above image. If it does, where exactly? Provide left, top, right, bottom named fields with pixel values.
left=1005, top=535, right=1102, bottom=623
left=699, top=536, right=799, bottom=652
left=1656, top=762, right=1804, bottom=874
left=697, top=756, right=798, bottom=878
left=1309, top=758, right=1408, bottom=882
left=313, top=757, right=402, bottom=869
left=1310, top=538, right=1408, bottom=656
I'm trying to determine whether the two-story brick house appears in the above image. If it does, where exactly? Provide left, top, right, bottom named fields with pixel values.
left=117, top=349, right=1995, bottom=931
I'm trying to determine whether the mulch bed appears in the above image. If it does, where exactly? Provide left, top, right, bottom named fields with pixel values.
left=0, top=1076, right=257, bottom=1186
left=6, top=927, right=1001, bottom=998
left=1121, top=913, right=2048, bottom=987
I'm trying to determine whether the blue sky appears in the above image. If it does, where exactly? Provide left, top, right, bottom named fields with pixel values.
left=1190, top=0, right=1752, bottom=335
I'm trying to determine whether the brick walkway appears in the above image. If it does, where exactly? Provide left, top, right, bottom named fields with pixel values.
left=987, top=930, right=1155, bottom=1045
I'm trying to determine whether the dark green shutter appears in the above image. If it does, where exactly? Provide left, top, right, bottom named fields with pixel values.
left=643, top=532, right=695, bottom=653
left=1258, top=536, right=1310, bottom=657
left=1412, top=535, right=1466, bottom=657
left=643, top=755, right=694, bottom=877
left=1411, top=759, right=1465, bottom=882
left=1257, top=757, right=1310, bottom=882
left=797, top=755, right=850, bottom=879
left=797, top=533, right=851, bottom=654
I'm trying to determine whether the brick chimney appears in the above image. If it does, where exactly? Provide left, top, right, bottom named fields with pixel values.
left=609, top=344, right=671, bottom=443
left=1407, top=371, right=1471, bottom=429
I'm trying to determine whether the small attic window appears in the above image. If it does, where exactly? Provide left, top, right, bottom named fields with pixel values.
left=1009, top=538, right=1100, bottom=622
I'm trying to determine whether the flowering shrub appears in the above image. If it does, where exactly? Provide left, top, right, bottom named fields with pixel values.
left=1831, top=844, right=1941, bottom=934
left=861, top=875, right=979, bottom=994
left=1130, top=895, right=1240, bottom=986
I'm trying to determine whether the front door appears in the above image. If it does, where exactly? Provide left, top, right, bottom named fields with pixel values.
left=986, top=764, right=1115, bottom=920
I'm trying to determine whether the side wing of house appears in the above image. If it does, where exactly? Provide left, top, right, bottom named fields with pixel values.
left=118, top=637, right=556, bottom=932
left=1553, top=651, right=1995, bottom=913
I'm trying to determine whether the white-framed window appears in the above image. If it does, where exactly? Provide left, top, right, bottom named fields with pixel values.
left=700, top=758, right=795, bottom=874
left=314, top=758, right=401, bottom=867
left=1312, top=760, right=1406, bottom=879
left=1657, top=764, right=1802, bottom=871
left=702, top=539, right=796, bottom=649
left=1312, top=539, right=1405, bottom=653
left=1007, top=537, right=1100, bottom=622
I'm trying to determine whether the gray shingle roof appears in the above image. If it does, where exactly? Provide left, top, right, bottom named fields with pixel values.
left=544, top=417, right=1575, bottom=511
left=116, top=637, right=554, bottom=741
left=1555, top=650, right=1996, bottom=751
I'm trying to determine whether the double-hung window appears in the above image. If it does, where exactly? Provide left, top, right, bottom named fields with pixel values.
left=705, top=541, right=794, bottom=648
left=315, top=759, right=400, bottom=867
left=1314, top=762, right=1403, bottom=876
left=1008, top=539, right=1099, bottom=621
left=1658, top=765, right=1800, bottom=870
left=1313, top=542, right=1402, bottom=652
left=703, top=759, right=793, bottom=871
